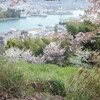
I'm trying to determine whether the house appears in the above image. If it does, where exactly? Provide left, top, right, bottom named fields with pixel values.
left=0, top=36, right=5, bottom=45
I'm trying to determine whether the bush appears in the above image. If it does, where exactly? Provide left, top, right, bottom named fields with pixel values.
left=88, top=52, right=100, bottom=65
left=85, top=25, right=95, bottom=32
left=4, top=47, right=46, bottom=64
left=68, top=50, right=91, bottom=67
left=79, top=24, right=95, bottom=33
left=30, top=38, right=46, bottom=56
left=43, top=42, right=66, bottom=66
left=91, top=39, right=100, bottom=51
left=42, top=37, right=52, bottom=45
left=6, top=39, right=17, bottom=49
left=16, top=37, right=61, bottom=56
left=83, top=20, right=94, bottom=26
left=16, top=37, right=50, bottom=56
left=67, top=22, right=79, bottom=35
left=67, top=21, right=99, bottom=35
left=82, top=38, right=100, bottom=51
left=80, top=20, right=97, bottom=33
left=4, top=47, right=23, bottom=62
left=60, top=40, right=70, bottom=48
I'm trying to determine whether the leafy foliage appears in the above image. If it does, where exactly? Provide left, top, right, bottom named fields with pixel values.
left=16, top=37, right=51, bottom=56
left=67, top=21, right=99, bottom=35
left=6, top=39, right=17, bottom=49
left=0, top=8, right=20, bottom=19
left=43, top=42, right=66, bottom=66
left=82, top=38, right=100, bottom=51
left=4, top=8, right=20, bottom=18
left=67, top=22, right=79, bottom=35
left=68, top=50, right=91, bottom=67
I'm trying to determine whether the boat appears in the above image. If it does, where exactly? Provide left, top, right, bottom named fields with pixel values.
left=38, top=24, right=43, bottom=26
left=59, top=19, right=66, bottom=25
left=11, top=28, right=17, bottom=31
left=20, top=12, right=27, bottom=18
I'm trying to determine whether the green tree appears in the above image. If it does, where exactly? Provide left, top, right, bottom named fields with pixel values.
left=67, top=22, right=79, bottom=36
left=4, top=8, right=20, bottom=18
left=6, top=39, right=17, bottom=49
left=0, top=12, right=4, bottom=18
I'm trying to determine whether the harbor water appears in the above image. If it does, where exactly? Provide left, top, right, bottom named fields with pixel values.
left=0, top=10, right=84, bottom=32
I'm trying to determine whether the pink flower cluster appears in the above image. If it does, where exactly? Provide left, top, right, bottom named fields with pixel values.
left=5, top=42, right=66, bottom=66
left=43, top=42, right=66, bottom=66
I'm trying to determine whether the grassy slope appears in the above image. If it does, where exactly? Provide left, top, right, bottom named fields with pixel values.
left=16, top=62, right=79, bottom=87
left=1, top=61, right=99, bottom=99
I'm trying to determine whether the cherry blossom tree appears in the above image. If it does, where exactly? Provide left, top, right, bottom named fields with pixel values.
left=43, top=42, right=66, bottom=66
left=10, top=0, right=27, bottom=6
left=0, top=0, right=26, bottom=6
left=84, top=0, right=100, bottom=23
left=87, top=0, right=100, bottom=13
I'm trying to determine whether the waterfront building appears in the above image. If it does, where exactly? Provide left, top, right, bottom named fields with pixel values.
left=0, top=36, right=5, bottom=45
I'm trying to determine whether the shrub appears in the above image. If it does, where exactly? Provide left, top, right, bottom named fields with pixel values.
left=67, top=21, right=99, bottom=35
left=68, top=50, right=91, bottom=67
left=88, top=52, right=100, bottom=65
left=79, top=24, right=86, bottom=33
left=16, top=38, right=26, bottom=49
left=17, top=37, right=48, bottom=56
left=82, top=38, right=100, bottom=51
left=4, top=47, right=45, bottom=64
left=79, top=20, right=97, bottom=33
left=6, top=39, right=17, bottom=49
left=60, top=40, right=71, bottom=48
left=43, top=42, right=66, bottom=66
left=84, top=25, right=95, bottom=32
left=31, top=38, right=46, bottom=56
left=42, top=37, right=51, bottom=45
left=30, top=55, right=45, bottom=64
left=83, top=20, right=94, bottom=26
left=78, top=24, right=95, bottom=33
left=4, top=47, right=23, bottom=62
left=5, top=41, right=71, bottom=66
left=67, top=22, right=79, bottom=36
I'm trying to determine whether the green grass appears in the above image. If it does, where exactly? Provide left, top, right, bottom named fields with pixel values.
left=0, top=61, right=79, bottom=97
left=0, top=61, right=99, bottom=99
left=16, top=62, right=79, bottom=87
